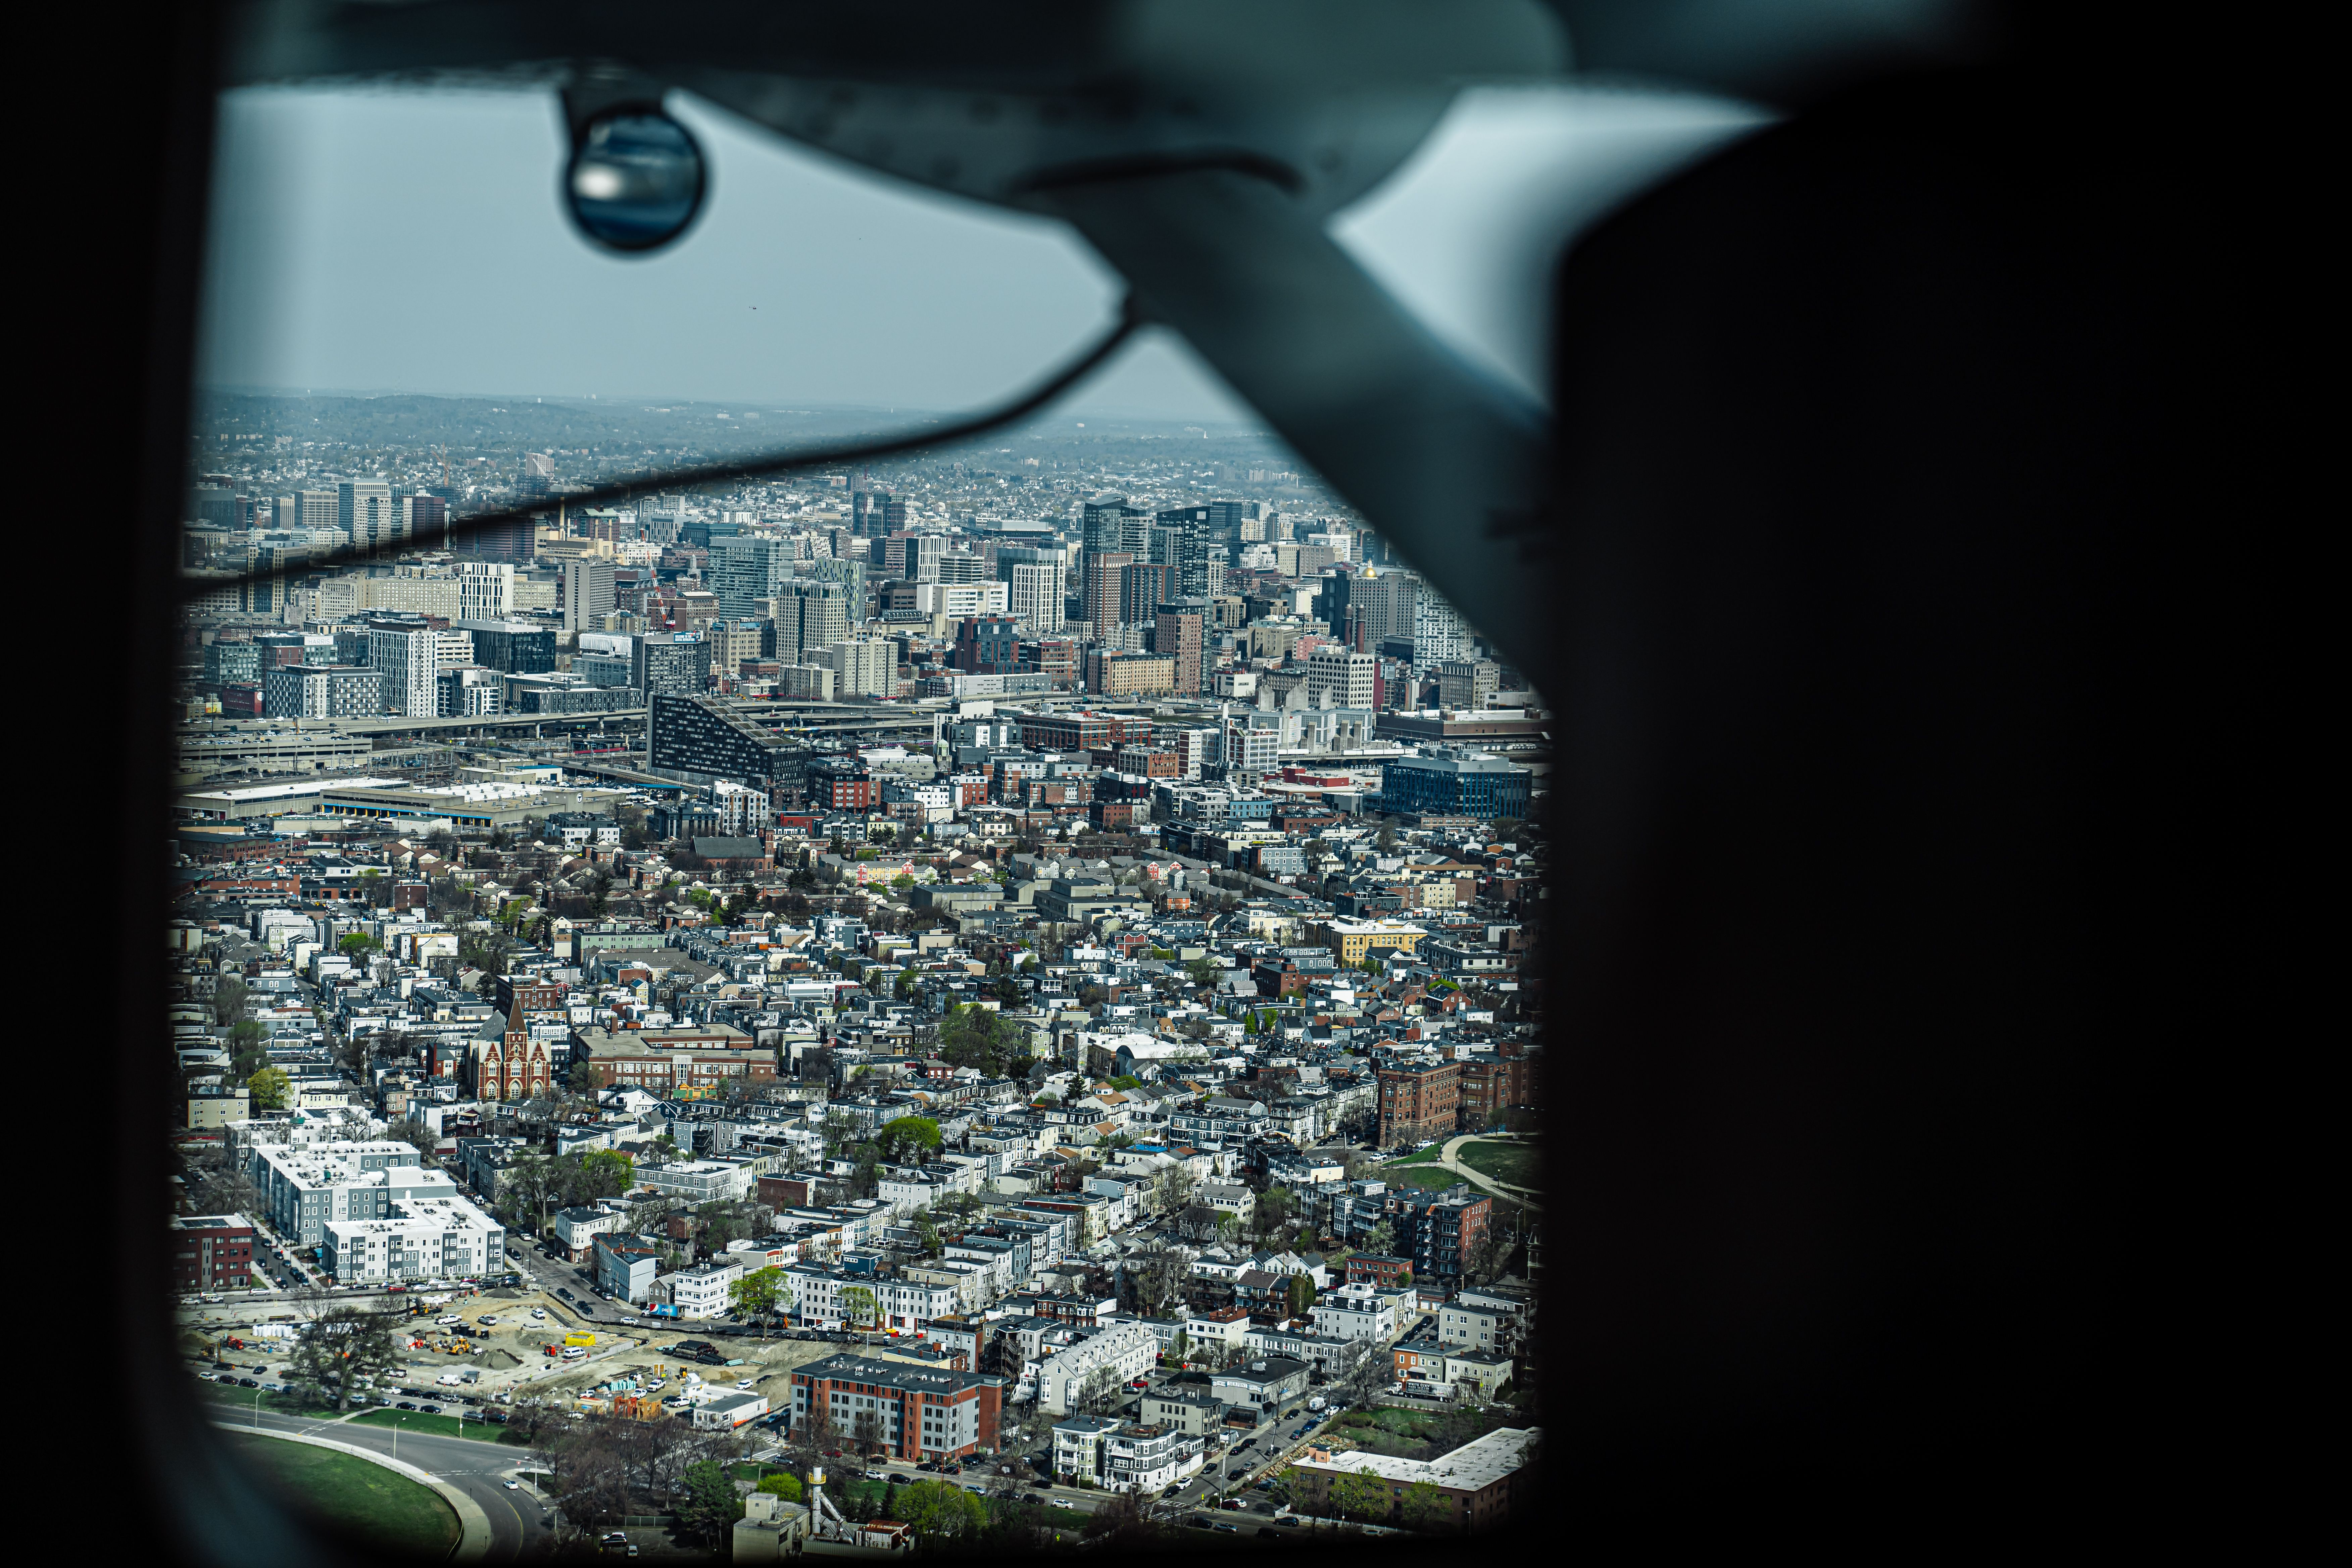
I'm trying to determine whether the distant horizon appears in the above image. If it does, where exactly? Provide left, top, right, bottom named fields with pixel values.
left=193, top=382, right=1273, bottom=433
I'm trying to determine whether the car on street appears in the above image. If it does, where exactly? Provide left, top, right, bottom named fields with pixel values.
left=504, top=1480, right=521, bottom=1490
left=396, top=1401, right=415, bottom=1409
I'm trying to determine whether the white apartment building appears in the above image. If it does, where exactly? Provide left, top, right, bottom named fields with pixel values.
left=917, top=581, right=1010, bottom=618
left=322, top=1192, right=504, bottom=1284
left=821, top=638, right=897, bottom=699
left=1311, top=1281, right=1398, bottom=1343
left=667, top=1258, right=747, bottom=1319
left=711, top=781, right=769, bottom=835
left=368, top=621, right=440, bottom=716
left=339, top=480, right=395, bottom=552
left=876, top=1278, right=959, bottom=1333
left=1036, top=1321, right=1159, bottom=1415
left=640, top=1159, right=756, bottom=1203
left=249, top=1141, right=446, bottom=1246
left=1006, top=562, right=1064, bottom=629
left=458, top=561, right=514, bottom=622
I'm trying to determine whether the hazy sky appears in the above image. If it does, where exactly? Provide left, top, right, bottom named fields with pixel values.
left=198, top=83, right=1764, bottom=421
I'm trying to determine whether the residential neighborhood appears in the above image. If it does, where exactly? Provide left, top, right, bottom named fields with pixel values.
left=172, top=414, right=1546, bottom=1556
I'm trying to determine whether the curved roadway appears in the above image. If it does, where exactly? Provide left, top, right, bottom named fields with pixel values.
left=219, top=1405, right=551, bottom=1562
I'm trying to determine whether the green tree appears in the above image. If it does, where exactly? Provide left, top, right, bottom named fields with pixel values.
left=1185, top=955, right=1219, bottom=990
left=1399, top=1479, right=1456, bottom=1531
left=1286, top=1273, right=1317, bottom=1319
left=677, top=1459, right=744, bottom=1545
left=578, top=1148, right=635, bottom=1199
left=875, top=1116, right=943, bottom=1164
left=1361, top=1220, right=1398, bottom=1257
left=336, top=931, right=380, bottom=958
left=285, top=1305, right=401, bottom=1411
left=730, top=1266, right=784, bottom=1333
left=212, top=974, right=249, bottom=1026
left=755, top=1473, right=804, bottom=1503
left=1255, top=1185, right=1297, bottom=1242
left=1327, top=1464, right=1390, bottom=1523
left=894, top=966, right=920, bottom=1000
left=896, top=1479, right=985, bottom=1546
left=937, top=1003, right=1031, bottom=1079
left=840, top=1285, right=878, bottom=1329
left=1169, top=1326, right=1190, bottom=1364
left=246, top=1066, right=292, bottom=1111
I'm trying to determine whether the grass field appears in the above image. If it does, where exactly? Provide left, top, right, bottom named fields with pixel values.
left=197, top=1380, right=340, bottom=1421
left=1456, top=1141, right=1541, bottom=1189
left=349, top=1406, right=525, bottom=1443
left=1384, top=1145, right=1449, bottom=1168
left=221, top=1429, right=461, bottom=1559
left=1377, top=1165, right=1464, bottom=1193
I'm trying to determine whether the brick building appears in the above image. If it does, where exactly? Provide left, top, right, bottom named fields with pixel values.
left=788, top=1353, right=1002, bottom=1460
left=568, top=1025, right=778, bottom=1097
left=171, top=1214, right=256, bottom=1291
left=1382, top=1183, right=1492, bottom=1289
left=1376, top=1059, right=1461, bottom=1147
left=1454, top=1049, right=1536, bottom=1130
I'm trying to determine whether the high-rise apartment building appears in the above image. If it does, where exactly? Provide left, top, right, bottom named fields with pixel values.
left=709, top=534, right=793, bottom=619
left=401, top=492, right=447, bottom=548
left=1082, top=551, right=1133, bottom=633
left=778, top=581, right=851, bottom=664
left=436, top=664, right=503, bottom=716
left=649, top=693, right=812, bottom=805
left=455, top=619, right=556, bottom=675
left=563, top=557, right=617, bottom=631
left=635, top=633, right=712, bottom=697
left=1081, top=492, right=1148, bottom=561
left=1153, top=505, right=1216, bottom=598
left=823, top=638, right=897, bottom=699
left=280, top=489, right=338, bottom=535
left=1307, top=646, right=1378, bottom=710
left=850, top=490, right=906, bottom=538
left=1004, top=562, right=1065, bottom=630
left=338, top=480, right=395, bottom=555
left=365, top=617, right=439, bottom=716
left=264, top=663, right=379, bottom=718
left=458, top=561, right=514, bottom=622
left=1414, top=590, right=1474, bottom=666
left=1118, top=562, right=1177, bottom=627
left=705, top=618, right=765, bottom=682
left=956, top=615, right=1021, bottom=673
left=1154, top=600, right=1206, bottom=695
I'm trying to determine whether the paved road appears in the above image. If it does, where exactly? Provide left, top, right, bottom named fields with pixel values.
left=1435, top=1132, right=1542, bottom=1208
left=220, top=1405, right=552, bottom=1561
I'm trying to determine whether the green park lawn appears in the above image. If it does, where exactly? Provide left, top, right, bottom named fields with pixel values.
left=1377, top=1165, right=1466, bottom=1193
left=350, top=1406, right=527, bottom=1443
left=198, top=1379, right=340, bottom=1421
left=1456, top=1140, right=1541, bottom=1189
left=221, top=1429, right=460, bottom=1559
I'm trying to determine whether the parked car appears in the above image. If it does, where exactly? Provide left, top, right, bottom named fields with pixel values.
left=396, top=1402, right=416, bottom=1410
